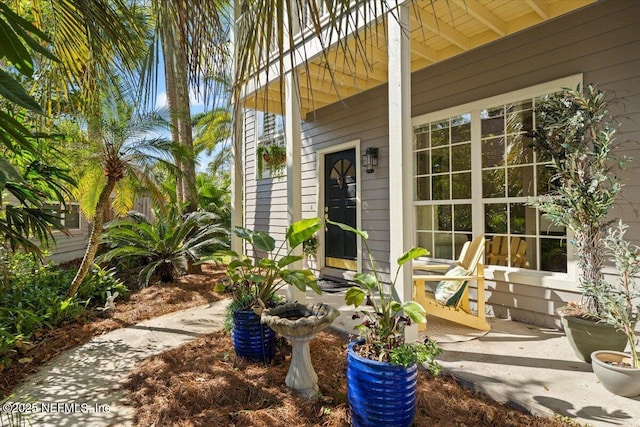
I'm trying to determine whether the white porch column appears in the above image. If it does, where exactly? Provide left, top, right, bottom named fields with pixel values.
left=285, top=71, right=305, bottom=303
left=388, top=4, right=416, bottom=340
left=230, top=109, right=244, bottom=253
left=230, top=0, right=243, bottom=253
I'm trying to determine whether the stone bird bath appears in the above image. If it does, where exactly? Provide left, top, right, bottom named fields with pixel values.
left=261, top=302, right=340, bottom=398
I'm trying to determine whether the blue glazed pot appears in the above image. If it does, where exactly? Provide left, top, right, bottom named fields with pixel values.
left=347, top=341, right=418, bottom=427
left=232, top=309, right=275, bottom=363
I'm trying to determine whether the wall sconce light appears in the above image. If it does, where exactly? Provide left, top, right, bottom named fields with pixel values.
left=362, top=147, right=378, bottom=173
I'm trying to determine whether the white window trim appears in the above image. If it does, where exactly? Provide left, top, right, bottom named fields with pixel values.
left=411, top=74, right=583, bottom=289
left=47, top=202, right=82, bottom=233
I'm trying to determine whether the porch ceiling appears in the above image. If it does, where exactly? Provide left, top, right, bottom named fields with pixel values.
left=242, top=0, right=596, bottom=116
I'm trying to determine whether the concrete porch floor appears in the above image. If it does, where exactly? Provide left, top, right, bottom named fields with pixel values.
left=304, top=289, right=640, bottom=427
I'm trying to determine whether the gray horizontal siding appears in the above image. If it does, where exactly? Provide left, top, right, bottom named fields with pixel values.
left=242, top=0, right=640, bottom=326
left=243, top=109, right=289, bottom=257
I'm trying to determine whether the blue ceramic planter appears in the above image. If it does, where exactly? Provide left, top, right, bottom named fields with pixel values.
left=346, top=341, right=418, bottom=427
left=232, top=309, right=275, bottom=363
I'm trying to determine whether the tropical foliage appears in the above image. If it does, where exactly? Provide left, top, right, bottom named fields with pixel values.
left=0, top=249, right=126, bottom=370
left=67, top=99, right=176, bottom=297
left=0, top=3, right=77, bottom=257
left=98, top=208, right=228, bottom=287
left=328, top=220, right=441, bottom=370
left=215, top=218, right=323, bottom=311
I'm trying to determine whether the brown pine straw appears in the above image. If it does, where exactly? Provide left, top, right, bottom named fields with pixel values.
left=125, top=330, right=572, bottom=427
left=0, top=264, right=225, bottom=399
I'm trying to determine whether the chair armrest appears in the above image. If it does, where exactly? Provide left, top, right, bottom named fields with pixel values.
left=412, top=263, right=451, bottom=272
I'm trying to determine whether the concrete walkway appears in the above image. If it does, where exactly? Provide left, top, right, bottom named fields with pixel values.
left=308, top=290, right=640, bottom=427
left=3, top=300, right=228, bottom=427
left=4, top=292, right=640, bottom=427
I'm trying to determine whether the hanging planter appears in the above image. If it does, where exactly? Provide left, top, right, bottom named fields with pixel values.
left=256, top=143, right=286, bottom=177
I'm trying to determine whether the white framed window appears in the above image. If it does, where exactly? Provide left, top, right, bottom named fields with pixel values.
left=43, top=202, right=81, bottom=231
left=412, top=75, right=582, bottom=273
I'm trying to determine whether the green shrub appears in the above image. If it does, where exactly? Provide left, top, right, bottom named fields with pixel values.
left=0, top=250, right=128, bottom=369
left=77, top=265, right=128, bottom=305
left=98, top=208, right=228, bottom=286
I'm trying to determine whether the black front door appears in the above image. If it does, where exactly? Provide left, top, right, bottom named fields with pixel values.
left=325, top=149, right=357, bottom=270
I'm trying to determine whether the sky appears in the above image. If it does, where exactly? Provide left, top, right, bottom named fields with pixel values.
left=152, top=67, right=228, bottom=173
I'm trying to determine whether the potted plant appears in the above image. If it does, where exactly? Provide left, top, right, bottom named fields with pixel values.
left=591, top=221, right=640, bottom=397
left=527, top=84, right=629, bottom=362
left=215, top=218, right=323, bottom=362
left=256, top=143, right=286, bottom=177
left=328, top=220, right=441, bottom=427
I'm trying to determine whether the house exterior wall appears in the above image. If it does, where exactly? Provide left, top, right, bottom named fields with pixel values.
left=242, top=0, right=640, bottom=327
left=44, top=222, right=91, bottom=264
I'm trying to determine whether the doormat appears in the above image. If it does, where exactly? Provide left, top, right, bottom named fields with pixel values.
left=317, top=279, right=351, bottom=293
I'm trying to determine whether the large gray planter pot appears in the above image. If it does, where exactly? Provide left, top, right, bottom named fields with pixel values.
left=560, top=315, right=627, bottom=363
left=591, top=350, right=640, bottom=397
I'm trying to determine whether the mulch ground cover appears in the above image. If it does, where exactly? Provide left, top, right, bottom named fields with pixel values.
left=124, top=329, right=573, bottom=427
left=2, top=263, right=575, bottom=426
left=0, top=264, right=225, bottom=399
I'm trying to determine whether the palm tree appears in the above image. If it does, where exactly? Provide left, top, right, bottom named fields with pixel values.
left=232, top=1, right=401, bottom=107
left=193, top=108, right=232, bottom=159
left=0, top=3, right=77, bottom=256
left=142, top=0, right=230, bottom=213
left=67, top=100, right=175, bottom=297
left=98, top=208, right=228, bottom=286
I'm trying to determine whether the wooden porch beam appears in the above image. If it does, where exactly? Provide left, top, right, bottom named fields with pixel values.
left=388, top=4, right=416, bottom=340
left=453, top=0, right=507, bottom=36
left=285, top=71, right=305, bottom=302
left=410, top=6, right=470, bottom=51
left=526, top=0, right=550, bottom=19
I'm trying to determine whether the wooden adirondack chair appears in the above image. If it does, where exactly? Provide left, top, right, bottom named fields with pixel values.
left=413, top=235, right=490, bottom=331
left=485, top=235, right=530, bottom=268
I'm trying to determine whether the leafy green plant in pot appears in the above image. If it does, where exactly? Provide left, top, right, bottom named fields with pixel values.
left=590, top=221, right=640, bottom=397
left=328, top=220, right=441, bottom=427
left=527, top=84, right=629, bottom=362
left=214, top=218, right=323, bottom=362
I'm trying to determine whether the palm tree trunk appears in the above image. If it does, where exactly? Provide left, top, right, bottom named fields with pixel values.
left=162, top=20, right=197, bottom=213
left=162, top=36, right=184, bottom=207
left=67, top=176, right=118, bottom=297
